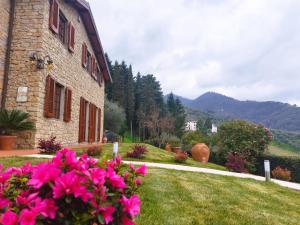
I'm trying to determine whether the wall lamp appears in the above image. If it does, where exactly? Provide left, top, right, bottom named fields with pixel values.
left=29, top=53, right=54, bottom=70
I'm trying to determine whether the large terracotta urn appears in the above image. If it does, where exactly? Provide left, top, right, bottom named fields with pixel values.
left=0, top=135, right=17, bottom=150
left=165, top=143, right=171, bottom=152
left=191, top=143, right=210, bottom=163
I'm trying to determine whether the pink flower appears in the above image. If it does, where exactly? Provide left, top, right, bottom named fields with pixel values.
left=1, top=210, right=18, bottom=225
left=100, top=205, right=115, bottom=224
left=87, top=168, right=106, bottom=186
left=28, top=162, right=61, bottom=189
left=52, top=148, right=78, bottom=170
left=120, top=195, right=140, bottom=218
left=122, top=216, right=134, bottom=225
left=107, top=167, right=126, bottom=189
left=134, top=178, right=142, bottom=186
left=0, top=197, right=10, bottom=209
left=135, top=165, right=147, bottom=176
left=19, top=209, right=37, bottom=225
left=53, top=171, right=92, bottom=202
left=32, top=198, right=58, bottom=219
left=79, top=154, right=97, bottom=170
left=16, top=192, right=39, bottom=207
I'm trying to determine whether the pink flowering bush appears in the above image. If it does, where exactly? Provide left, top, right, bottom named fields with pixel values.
left=0, top=148, right=146, bottom=225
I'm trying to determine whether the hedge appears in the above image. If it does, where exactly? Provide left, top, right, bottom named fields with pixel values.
left=256, top=154, right=300, bottom=183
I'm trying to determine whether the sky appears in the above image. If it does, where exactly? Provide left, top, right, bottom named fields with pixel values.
left=89, top=0, right=300, bottom=106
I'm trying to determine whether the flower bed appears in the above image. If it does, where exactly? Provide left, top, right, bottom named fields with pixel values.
left=0, top=148, right=146, bottom=225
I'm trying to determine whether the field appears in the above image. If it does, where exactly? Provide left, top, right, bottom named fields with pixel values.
left=267, top=143, right=300, bottom=157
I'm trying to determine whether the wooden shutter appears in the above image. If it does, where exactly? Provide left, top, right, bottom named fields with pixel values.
left=49, top=0, right=59, bottom=34
left=79, top=98, right=86, bottom=142
left=88, top=104, right=93, bottom=143
left=97, top=108, right=101, bottom=141
left=64, top=88, right=72, bottom=122
left=44, top=75, right=55, bottom=118
left=82, top=43, right=87, bottom=68
left=68, top=22, right=75, bottom=52
left=89, top=104, right=97, bottom=143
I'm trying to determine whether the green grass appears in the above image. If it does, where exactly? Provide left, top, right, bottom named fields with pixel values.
left=0, top=157, right=299, bottom=224
left=267, top=143, right=300, bottom=157
left=97, top=143, right=226, bottom=170
left=0, top=157, right=48, bottom=169
left=137, top=168, right=300, bottom=225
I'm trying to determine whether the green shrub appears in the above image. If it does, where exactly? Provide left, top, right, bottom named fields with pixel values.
left=86, top=146, right=102, bottom=156
left=216, top=120, right=272, bottom=172
left=181, top=131, right=209, bottom=152
left=0, top=109, right=34, bottom=135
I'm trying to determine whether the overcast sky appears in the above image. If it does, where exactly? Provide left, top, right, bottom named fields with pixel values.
left=89, top=0, right=300, bottom=106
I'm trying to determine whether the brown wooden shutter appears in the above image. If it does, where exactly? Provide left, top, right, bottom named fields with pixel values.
left=97, top=108, right=101, bottom=142
left=68, top=22, right=75, bottom=53
left=44, top=75, right=55, bottom=118
left=88, top=104, right=93, bottom=143
left=82, top=43, right=87, bottom=68
left=88, top=104, right=97, bottom=143
left=79, top=98, right=86, bottom=143
left=64, top=88, right=72, bottom=122
left=49, top=0, right=59, bottom=34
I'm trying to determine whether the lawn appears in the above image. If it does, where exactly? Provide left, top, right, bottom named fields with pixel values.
left=89, top=143, right=226, bottom=170
left=137, top=168, right=300, bottom=225
left=0, top=157, right=299, bottom=225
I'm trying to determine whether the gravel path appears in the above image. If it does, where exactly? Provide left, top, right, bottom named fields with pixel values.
left=25, top=154, right=300, bottom=191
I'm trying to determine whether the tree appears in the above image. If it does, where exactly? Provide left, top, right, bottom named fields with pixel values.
left=104, top=97, right=126, bottom=133
left=197, top=118, right=212, bottom=135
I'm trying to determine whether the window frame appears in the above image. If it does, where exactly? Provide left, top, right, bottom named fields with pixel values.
left=58, top=11, right=68, bottom=45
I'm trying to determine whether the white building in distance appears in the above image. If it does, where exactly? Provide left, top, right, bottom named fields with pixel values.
left=212, top=124, right=218, bottom=133
left=185, top=121, right=197, bottom=131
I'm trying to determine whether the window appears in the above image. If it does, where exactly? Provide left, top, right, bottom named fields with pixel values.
left=86, top=51, right=92, bottom=74
left=96, top=66, right=103, bottom=86
left=44, top=75, right=72, bottom=121
left=54, top=83, right=63, bottom=119
left=58, top=12, right=68, bottom=44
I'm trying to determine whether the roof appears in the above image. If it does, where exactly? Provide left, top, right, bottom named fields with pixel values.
left=68, top=0, right=112, bottom=83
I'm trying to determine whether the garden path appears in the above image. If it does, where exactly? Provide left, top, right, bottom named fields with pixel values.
left=25, top=154, right=300, bottom=191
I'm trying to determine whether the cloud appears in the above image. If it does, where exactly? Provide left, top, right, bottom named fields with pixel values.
left=89, top=0, right=300, bottom=105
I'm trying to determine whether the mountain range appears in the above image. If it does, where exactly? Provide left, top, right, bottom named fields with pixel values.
left=167, top=92, right=300, bottom=133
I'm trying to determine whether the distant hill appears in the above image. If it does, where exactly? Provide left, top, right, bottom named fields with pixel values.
left=166, top=92, right=300, bottom=133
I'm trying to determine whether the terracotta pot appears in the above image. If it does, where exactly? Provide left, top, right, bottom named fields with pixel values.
left=172, top=147, right=182, bottom=154
left=191, top=143, right=210, bottom=163
left=0, top=135, right=17, bottom=150
left=165, top=144, right=171, bottom=152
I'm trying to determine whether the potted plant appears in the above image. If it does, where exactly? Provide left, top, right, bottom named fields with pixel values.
left=167, top=135, right=182, bottom=153
left=0, top=109, right=34, bottom=150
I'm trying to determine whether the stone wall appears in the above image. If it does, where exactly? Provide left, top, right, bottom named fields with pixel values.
left=5, top=0, right=45, bottom=148
left=35, top=0, right=105, bottom=147
left=5, top=0, right=105, bottom=148
left=0, top=0, right=11, bottom=104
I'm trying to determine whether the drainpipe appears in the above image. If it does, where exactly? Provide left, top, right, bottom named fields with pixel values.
left=1, top=0, right=16, bottom=109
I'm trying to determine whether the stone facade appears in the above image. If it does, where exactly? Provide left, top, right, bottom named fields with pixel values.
left=3, top=0, right=107, bottom=148
left=0, top=0, right=11, bottom=103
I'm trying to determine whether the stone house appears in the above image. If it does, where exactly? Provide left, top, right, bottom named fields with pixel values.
left=0, top=0, right=112, bottom=148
